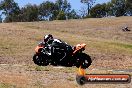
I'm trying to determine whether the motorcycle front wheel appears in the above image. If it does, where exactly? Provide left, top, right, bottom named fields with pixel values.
left=76, top=75, right=86, bottom=85
left=75, top=53, right=92, bottom=69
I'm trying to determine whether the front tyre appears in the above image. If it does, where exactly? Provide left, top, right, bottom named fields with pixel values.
left=76, top=53, right=92, bottom=69
left=33, top=53, right=49, bottom=66
left=76, top=75, right=86, bottom=85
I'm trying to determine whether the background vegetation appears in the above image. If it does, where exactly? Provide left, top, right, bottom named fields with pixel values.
left=0, top=0, right=132, bottom=22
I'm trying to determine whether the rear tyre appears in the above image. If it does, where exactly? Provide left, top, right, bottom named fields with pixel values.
left=51, top=61, right=58, bottom=66
left=76, top=53, right=92, bottom=69
left=33, top=53, right=49, bottom=66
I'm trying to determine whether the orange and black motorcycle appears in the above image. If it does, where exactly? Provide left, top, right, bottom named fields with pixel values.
left=33, top=40, right=92, bottom=69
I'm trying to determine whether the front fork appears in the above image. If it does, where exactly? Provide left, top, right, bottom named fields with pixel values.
left=78, top=66, right=86, bottom=76
left=76, top=66, right=86, bottom=85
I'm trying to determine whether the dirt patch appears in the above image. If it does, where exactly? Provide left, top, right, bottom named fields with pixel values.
left=0, top=64, right=131, bottom=88
left=91, top=54, right=132, bottom=69
left=0, top=72, right=30, bottom=87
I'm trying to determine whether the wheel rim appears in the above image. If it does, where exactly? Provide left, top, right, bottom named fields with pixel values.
left=75, top=53, right=92, bottom=69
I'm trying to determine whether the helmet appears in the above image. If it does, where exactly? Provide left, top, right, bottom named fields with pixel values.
left=44, top=34, right=53, bottom=43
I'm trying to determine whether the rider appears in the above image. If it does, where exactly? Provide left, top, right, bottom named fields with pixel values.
left=43, top=34, right=54, bottom=45
left=42, top=34, right=73, bottom=56
left=38, top=34, right=54, bottom=47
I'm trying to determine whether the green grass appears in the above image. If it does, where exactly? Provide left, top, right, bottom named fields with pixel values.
left=25, top=65, right=78, bottom=74
left=103, top=41, right=132, bottom=55
left=67, top=77, right=74, bottom=81
left=0, top=83, right=16, bottom=88
left=109, top=42, right=132, bottom=49
left=35, top=66, right=50, bottom=71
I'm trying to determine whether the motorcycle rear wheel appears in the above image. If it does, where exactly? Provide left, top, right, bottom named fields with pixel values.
left=33, top=53, right=49, bottom=66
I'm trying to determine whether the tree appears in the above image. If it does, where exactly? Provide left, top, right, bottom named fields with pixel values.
left=0, top=14, right=2, bottom=23
left=56, top=11, right=66, bottom=20
left=63, top=0, right=71, bottom=19
left=55, top=0, right=71, bottom=20
left=0, top=0, right=20, bottom=22
left=80, top=0, right=96, bottom=16
left=105, top=2, right=114, bottom=16
left=125, top=0, right=132, bottom=16
left=90, top=3, right=107, bottom=18
left=20, top=4, right=39, bottom=22
left=90, top=0, right=132, bottom=17
left=0, top=0, right=80, bottom=22
left=67, top=9, right=80, bottom=19
left=55, top=0, right=63, bottom=11
left=106, top=0, right=132, bottom=17
left=39, top=0, right=72, bottom=21
left=79, top=7, right=88, bottom=18
left=111, top=0, right=126, bottom=17
left=39, top=1, right=57, bottom=21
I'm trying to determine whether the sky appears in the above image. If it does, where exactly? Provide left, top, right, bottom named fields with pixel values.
left=14, top=0, right=111, bottom=10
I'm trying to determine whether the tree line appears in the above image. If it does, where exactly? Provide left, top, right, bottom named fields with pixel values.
left=90, top=0, right=132, bottom=18
left=0, top=0, right=80, bottom=22
left=0, top=0, right=132, bottom=22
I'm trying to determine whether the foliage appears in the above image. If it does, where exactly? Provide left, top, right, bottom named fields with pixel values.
left=67, top=9, right=80, bottom=19
left=0, top=14, right=2, bottom=22
left=0, top=0, right=132, bottom=22
left=90, top=0, right=132, bottom=18
left=125, top=0, right=132, bottom=16
left=90, top=3, right=107, bottom=18
left=80, top=0, right=96, bottom=17
left=20, top=4, right=39, bottom=22
left=0, top=0, right=20, bottom=22
left=56, top=11, right=66, bottom=20
left=0, top=0, right=79, bottom=22
left=55, top=0, right=71, bottom=20
left=39, top=1, right=57, bottom=21
left=39, top=0, right=72, bottom=20
left=110, top=0, right=126, bottom=17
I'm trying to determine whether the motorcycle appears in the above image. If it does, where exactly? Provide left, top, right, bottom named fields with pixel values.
left=33, top=40, right=92, bottom=69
